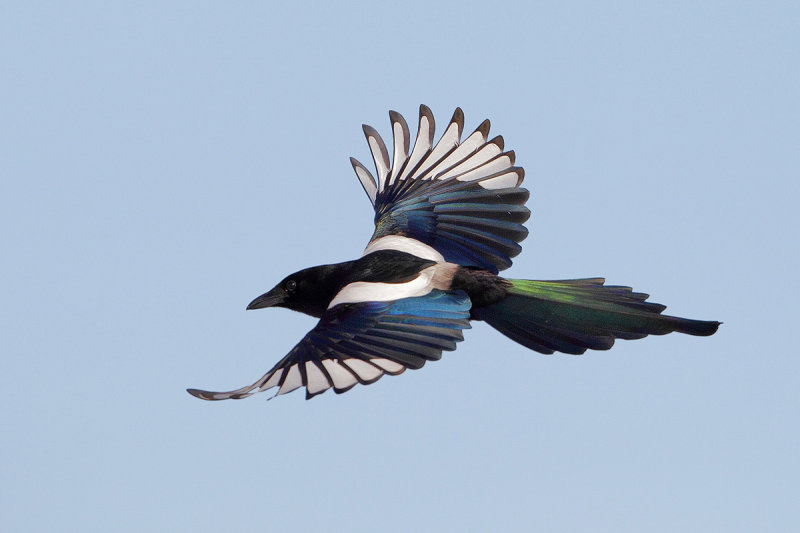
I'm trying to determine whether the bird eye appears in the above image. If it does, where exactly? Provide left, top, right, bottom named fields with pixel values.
left=286, top=280, right=297, bottom=292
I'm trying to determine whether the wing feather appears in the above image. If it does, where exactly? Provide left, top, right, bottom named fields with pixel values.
left=416, top=108, right=464, bottom=180
left=352, top=106, right=530, bottom=273
left=388, top=110, right=410, bottom=186
left=350, top=157, right=377, bottom=205
left=398, top=105, right=435, bottom=182
left=362, top=124, right=390, bottom=192
left=187, top=290, right=471, bottom=401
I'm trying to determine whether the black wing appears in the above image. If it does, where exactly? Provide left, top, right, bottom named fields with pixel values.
left=352, top=106, right=530, bottom=274
left=187, top=290, right=471, bottom=400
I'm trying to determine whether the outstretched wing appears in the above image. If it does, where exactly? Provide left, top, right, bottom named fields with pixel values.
left=187, top=290, right=471, bottom=401
left=351, top=105, right=530, bottom=274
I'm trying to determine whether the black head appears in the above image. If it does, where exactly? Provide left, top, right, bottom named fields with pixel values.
left=246, top=263, right=351, bottom=318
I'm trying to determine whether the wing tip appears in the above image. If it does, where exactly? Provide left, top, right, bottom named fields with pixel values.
left=305, top=388, right=329, bottom=400
left=361, top=123, right=379, bottom=137
left=516, top=166, right=526, bottom=186
left=475, top=118, right=491, bottom=139
left=350, top=156, right=378, bottom=204
left=186, top=388, right=210, bottom=400
left=491, top=135, right=505, bottom=150
left=350, top=155, right=370, bottom=172
left=450, top=107, right=465, bottom=138
left=186, top=387, right=249, bottom=401
left=419, top=104, right=435, bottom=141
left=388, top=109, right=405, bottom=123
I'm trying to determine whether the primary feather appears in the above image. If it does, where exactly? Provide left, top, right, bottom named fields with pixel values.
left=352, top=105, right=528, bottom=274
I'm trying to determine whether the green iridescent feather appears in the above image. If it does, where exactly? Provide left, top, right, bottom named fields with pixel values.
left=472, top=278, right=720, bottom=355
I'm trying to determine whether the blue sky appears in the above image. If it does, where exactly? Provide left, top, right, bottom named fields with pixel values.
left=2, top=1, right=798, bottom=531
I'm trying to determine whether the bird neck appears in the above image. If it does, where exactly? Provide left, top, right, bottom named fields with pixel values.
left=287, top=261, right=357, bottom=318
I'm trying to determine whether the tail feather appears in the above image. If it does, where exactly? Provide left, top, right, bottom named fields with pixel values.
left=473, top=278, right=719, bottom=355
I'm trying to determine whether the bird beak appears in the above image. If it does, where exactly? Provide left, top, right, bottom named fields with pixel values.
left=246, top=287, right=286, bottom=310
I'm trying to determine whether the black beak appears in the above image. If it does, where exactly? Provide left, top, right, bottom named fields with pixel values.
left=246, top=287, right=286, bottom=310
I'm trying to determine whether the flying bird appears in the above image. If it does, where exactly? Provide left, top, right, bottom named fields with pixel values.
left=188, top=106, right=719, bottom=401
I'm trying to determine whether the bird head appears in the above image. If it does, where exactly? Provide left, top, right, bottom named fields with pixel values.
left=246, top=263, right=349, bottom=318
left=246, top=278, right=295, bottom=310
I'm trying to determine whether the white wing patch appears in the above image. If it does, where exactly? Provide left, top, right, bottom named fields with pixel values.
left=351, top=106, right=520, bottom=200
left=278, top=364, right=303, bottom=396
left=388, top=110, right=410, bottom=186
left=350, top=157, right=377, bottom=205
left=363, top=235, right=445, bottom=262
left=245, top=358, right=395, bottom=398
left=398, top=105, right=434, bottom=182
left=261, top=370, right=283, bottom=391
left=305, top=361, right=329, bottom=395
left=271, top=357, right=401, bottom=397
left=343, top=359, right=383, bottom=382
left=454, top=152, right=514, bottom=182
left=362, top=125, right=390, bottom=191
left=418, top=108, right=463, bottom=179
left=421, top=122, right=489, bottom=180
left=477, top=171, right=523, bottom=190
left=189, top=351, right=428, bottom=401
left=327, top=266, right=437, bottom=309
left=322, top=359, right=359, bottom=390
left=436, top=139, right=503, bottom=181
left=371, top=358, right=405, bottom=374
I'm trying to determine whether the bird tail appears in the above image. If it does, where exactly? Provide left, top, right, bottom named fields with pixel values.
left=472, top=278, right=720, bottom=355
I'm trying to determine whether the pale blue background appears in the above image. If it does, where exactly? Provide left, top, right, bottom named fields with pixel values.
left=2, top=2, right=798, bottom=531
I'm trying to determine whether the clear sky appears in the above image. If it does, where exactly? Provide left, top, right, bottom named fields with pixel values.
left=2, top=2, right=798, bottom=531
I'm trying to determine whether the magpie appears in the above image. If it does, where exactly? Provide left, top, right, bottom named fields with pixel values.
left=188, top=105, right=719, bottom=401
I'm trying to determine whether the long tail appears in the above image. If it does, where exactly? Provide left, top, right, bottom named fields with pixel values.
left=472, top=278, right=720, bottom=355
